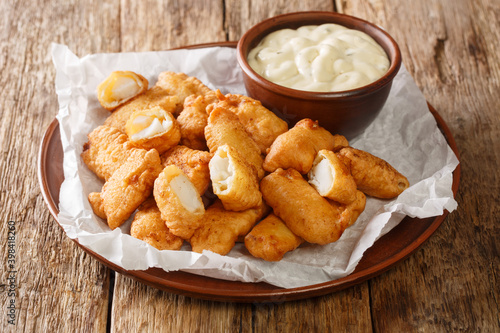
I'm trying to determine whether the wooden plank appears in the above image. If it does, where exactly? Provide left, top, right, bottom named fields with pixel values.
left=0, top=0, right=118, bottom=331
left=338, top=0, right=500, bottom=331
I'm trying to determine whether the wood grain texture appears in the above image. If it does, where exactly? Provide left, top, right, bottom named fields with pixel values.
left=0, top=1, right=114, bottom=332
left=1, top=0, right=498, bottom=331
left=338, top=0, right=500, bottom=331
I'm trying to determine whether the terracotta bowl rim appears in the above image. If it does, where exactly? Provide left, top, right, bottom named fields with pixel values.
left=236, top=11, right=402, bottom=100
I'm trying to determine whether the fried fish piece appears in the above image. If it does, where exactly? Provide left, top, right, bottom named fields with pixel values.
left=205, top=106, right=265, bottom=179
left=125, top=106, right=181, bottom=153
left=336, top=147, right=410, bottom=199
left=97, top=71, right=148, bottom=111
left=263, top=119, right=349, bottom=174
left=130, top=198, right=184, bottom=251
left=104, top=86, right=179, bottom=133
left=176, top=91, right=218, bottom=150
left=209, top=144, right=262, bottom=211
left=153, top=165, right=205, bottom=239
left=89, top=149, right=163, bottom=230
left=308, top=149, right=357, bottom=204
left=161, top=145, right=213, bottom=195
left=189, top=200, right=268, bottom=255
left=81, top=125, right=147, bottom=181
left=155, top=71, right=212, bottom=114
left=260, top=168, right=344, bottom=245
left=244, top=213, right=304, bottom=262
left=207, top=91, right=288, bottom=154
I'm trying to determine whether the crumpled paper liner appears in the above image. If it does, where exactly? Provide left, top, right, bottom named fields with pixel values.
left=52, top=43, right=458, bottom=288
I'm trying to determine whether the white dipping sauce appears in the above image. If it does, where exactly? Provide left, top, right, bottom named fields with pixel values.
left=247, top=24, right=390, bottom=92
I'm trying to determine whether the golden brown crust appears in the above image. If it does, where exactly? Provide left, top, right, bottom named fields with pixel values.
left=263, top=119, right=347, bottom=174
left=97, top=71, right=149, bottom=111
left=104, top=86, right=179, bottom=133
left=244, top=214, right=303, bottom=262
left=336, top=147, right=410, bottom=199
left=207, top=91, right=288, bottom=154
left=204, top=106, right=265, bottom=179
left=260, top=168, right=344, bottom=245
left=161, top=145, right=213, bottom=195
left=130, top=198, right=184, bottom=251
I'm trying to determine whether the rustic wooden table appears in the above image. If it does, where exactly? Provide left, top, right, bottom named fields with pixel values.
left=1, top=0, right=498, bottom=331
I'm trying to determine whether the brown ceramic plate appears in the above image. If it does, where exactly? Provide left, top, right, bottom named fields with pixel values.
left=38, top=42, right=460, bottom=303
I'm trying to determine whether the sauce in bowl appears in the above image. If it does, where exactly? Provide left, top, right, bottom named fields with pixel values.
left=247, top=24, right=390, bottom=92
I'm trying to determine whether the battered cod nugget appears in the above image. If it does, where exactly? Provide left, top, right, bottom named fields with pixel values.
left=209, top=144, right=262, bottom=211
left=308, top=149, right=357, bottom=204
left=82, top=125, right=147, bottom=181
left=125, top=106, right=181, bottom=154
left=104, top=86, right=179, bottom=133
left=337, top=147, right=410, bottom=199
left=328, top=190, right=367, bottom=230
left=97, top=71, right=148, bottom=111
left=130, top=198, right=183, bottom=251
left=153, top=165, right=205, bottom=239
left=260, top=168, right=344, bottom=245
left=155, top=71, right=212, bottom=114
left=207, top=91, right=288, bottom=154
left=189, top=200, right=268, bottom=255
left=244, top=214, right=304, bottom=262
left=161, top=145, right=212, bottom=195
left=263, top=119, right=349, bottom=174
left=177, top=91, right=218, bottom=150
left=89, top=149, right=163, bottom=230
left=205, top=106, right=265, bottom=179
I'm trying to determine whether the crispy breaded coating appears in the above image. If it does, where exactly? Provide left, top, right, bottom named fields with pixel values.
left=207, top=91, right=288, bottom=154
left=209, top=144, right=262, bottom=211
left=90, top=149, right=163, bottom=230
left=205, top=106, right=265, bottom=179
left=260, top=168, right=344, bottom=245
left=104, top=86, right=179, bottom=132
left=308, top=149, right=357, bottom=204
left=161, top=145, right=212, bottom=195
left=81, top=125, right=147, bottom=181
left=97, top=71, right=148, bottom=111
left=189, top=200, right=268, bottom=255
left=177, top=91, right=218, bottom=150
left=336, top=147, right=410, bottom=199
left=88, top=192, right=107, bottom=219
left=244, top=213, right=304, bottom=262
left=263, top=119, right=349, bottom=174
left=130, top=198, right=184, bottom=250
left=153, top=165, right=205, bottom=239
left=155, top=71, right=212, bottom=115
left=125, top=106, right=181, bottom=153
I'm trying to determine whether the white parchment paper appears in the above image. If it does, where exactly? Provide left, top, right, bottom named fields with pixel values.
left=52, top=43, right=459, bottom=288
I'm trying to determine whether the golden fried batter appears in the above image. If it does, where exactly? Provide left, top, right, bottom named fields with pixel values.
left=209, top=144, right=262, bottom=211
left=336, top=147, right=410, bottom=199
left=90, top=149, right=163, bottom=230
left=161, top=145, right=213, bottom=195
left=205, top=106, right=265, bottom=179
left=308, top=149, right=357, bottom=204
left=153, top=165, right=205, bottom=239
left=130, top=198, right=184, bottom=250
left=125, top=106, right=181, bottom=153
left=260, top=168, right=344, bottom=245
left=104, top=86, right=179, bottom=132
left=207, top=91, right=288, bottom=154
left=97, top=71, right=148, bottom=111
left=81, top=125, right=147, bottom=181
left=263, top=119, right=349, bottom=174
left=244, top=213, right=304, bottom=262
left=189, top=200, right=268, bottom=255
left=155, top=71, right=212, bottom=115
left=176, top=91, right=218, bottom=150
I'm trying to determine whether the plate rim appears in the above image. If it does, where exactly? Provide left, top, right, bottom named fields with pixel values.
left=38, top=42, right=461, bottom=303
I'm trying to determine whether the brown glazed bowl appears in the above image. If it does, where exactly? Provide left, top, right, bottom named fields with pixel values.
left=237, top=11, right=402, bottom=139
